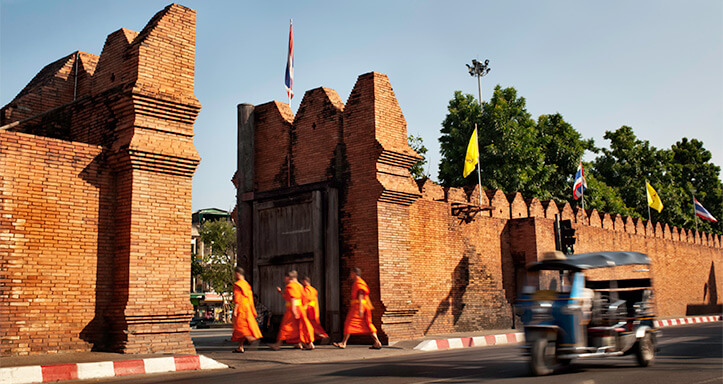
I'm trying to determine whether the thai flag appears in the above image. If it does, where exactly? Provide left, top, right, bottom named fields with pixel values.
left=284, top=19, right=294, bottom=100
left=573, top=162, right=586, bottom=200
left=694, top=198, right=718, bottom=222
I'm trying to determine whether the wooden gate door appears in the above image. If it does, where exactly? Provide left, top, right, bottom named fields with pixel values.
left=252, top=189, right=340, bottom=336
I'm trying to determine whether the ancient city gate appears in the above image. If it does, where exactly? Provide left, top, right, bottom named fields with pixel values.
left=252, top=187, right=340, bottom=335
left=236, top=104, right=341, bottom=337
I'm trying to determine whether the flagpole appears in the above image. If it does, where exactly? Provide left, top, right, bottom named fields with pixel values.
left=288, top=18, right=292, bottom=110
left=646, top=179, right=651, bottom=223
left=475, top=123, right=482, bottom=206
left=580, top=160, right=585, bottom=225
left=693, top=194, right=698, bottom=232
left=581, top=190, right=585, bottom=225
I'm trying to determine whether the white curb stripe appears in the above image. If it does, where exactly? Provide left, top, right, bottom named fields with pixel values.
left=514, top=332, right=525, bottom=343
left=448, top=338, right=463, bottom=349
left=413, top=340, right=437, bottom=351
left=494, top=335, right=507, bottom=345
left=198, top=355, right=228, bottom=370
left=472, top=336, right=487, bottom=347
left=143, top=357, right=176, bottom=374
left=0, top=365, right=43, bottom=384
left=76, top=361, right=114, bottom=380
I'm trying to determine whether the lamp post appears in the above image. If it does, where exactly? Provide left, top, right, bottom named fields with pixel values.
left=465, top=59, right=490, bottom=206
left=466, top=59, right=491, bottom=105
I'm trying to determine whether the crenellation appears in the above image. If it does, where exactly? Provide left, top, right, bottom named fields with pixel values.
left=446, top=187, right=467, bottom=203
left=602, top=213, right=614, bottom=230
left=417, top=178, right=445, bottom=201
left=587, top=209, right=601, bottom=227
left=507, top=192, right=527, bottom=219
left=541, top=200, right=559, bottom=219
left=663, top=223, right=671, bottom=240
left=635, top=218, right=646, bottom=236
left=560, top=202, right=574, bottom=221
left=655, top=222, right=663, bottom=238
left=624, top=216, right=636, bottom=234
left=526, top=197, right=544, bottom=218
left=487, top=190, right=510, bottom=219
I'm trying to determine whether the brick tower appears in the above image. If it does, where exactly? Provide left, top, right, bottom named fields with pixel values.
left=1, top=4, right=200, bottom=355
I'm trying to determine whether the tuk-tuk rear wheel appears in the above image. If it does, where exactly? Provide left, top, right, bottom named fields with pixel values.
left=635, top=332, right=655, bottom=367
left=530, top=338, right=557, bottom=376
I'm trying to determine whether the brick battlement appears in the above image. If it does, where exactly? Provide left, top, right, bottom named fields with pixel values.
left=1, top=4, right=200, bottom=356
left=241, top=72, right=721, bottom=343
left=422, top=181, right=721, bottom=249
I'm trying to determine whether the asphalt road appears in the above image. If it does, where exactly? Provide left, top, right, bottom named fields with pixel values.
left=82, top=322, right=722, bottom=384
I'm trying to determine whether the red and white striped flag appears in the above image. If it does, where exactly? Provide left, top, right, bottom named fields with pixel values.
left=284, top=19, right=294, bottom=101
left=694, top=198, right=717, bottom=222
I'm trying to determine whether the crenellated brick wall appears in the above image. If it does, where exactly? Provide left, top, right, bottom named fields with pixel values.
left=1, top=4, right=200, bottom=356
left=239, top=71, right=721, bottom=344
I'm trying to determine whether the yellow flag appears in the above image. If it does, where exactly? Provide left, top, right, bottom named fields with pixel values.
left=463, top=127, right=479, bottom=178
left=646, top=181, right=663, bottom=213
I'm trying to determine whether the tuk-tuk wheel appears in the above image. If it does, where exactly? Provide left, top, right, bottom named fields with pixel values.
left=530, top=338, right=557, bottom=376
left=635, top=332, right=655, bottom=367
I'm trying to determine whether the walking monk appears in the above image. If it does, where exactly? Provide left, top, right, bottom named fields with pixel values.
left=333, top=267, right=383, bottom=349
left=271, top=270, right=315, bottom=350
left=231, top=267, right=262, bottom=353
left=301, top=276, right=330, bottom=343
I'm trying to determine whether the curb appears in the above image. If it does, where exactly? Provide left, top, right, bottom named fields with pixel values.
left=413, top=332, right=524, bottom=351
left=654, top=315, right=721, bottom=328
left=0, top=355, right=227, bottom=384
left=412, top=315, right=722, bottom=352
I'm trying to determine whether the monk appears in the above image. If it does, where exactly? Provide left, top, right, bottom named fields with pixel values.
left=333, top=267, right=382, bottom=349
left=301, top=276, right=330, bottom=343
left=271, top=270, right=315, bottom=350
left=231, top=267, right=262, bottom=353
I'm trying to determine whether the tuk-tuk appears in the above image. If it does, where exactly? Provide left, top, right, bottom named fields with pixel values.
left=517, top=251, right=659, bottom=376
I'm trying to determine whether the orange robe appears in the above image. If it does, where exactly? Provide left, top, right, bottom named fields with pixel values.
left=276, top=281, right=314, bottom=344
left=343, top=277, right=377, bottom=335
left=303, top=285, right=328, bottom=337
left=232, top=279, right=262, bottom=341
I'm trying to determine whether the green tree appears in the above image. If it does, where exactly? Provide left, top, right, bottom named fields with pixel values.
left=536, top=113, right=596, bottom=202
left=438, top=87, right=550, bottom=197
left=669, top=138, right=722, bottom=234
left=408, top=134, right=428, bottom=179
left=438, top=91, right=482, bottom=187
left=198, top=219, right=237, bottom=296
left=592, top=126, right=672, bottom=217
left=582, top=172, right=638, bottom=218
left=479, top=86, right=550, bottom=197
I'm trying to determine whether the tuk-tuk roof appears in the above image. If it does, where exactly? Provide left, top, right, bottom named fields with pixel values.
left=527, top=251, right=650, bottom=271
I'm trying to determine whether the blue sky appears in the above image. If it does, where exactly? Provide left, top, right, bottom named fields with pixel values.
left=2, top=0, right=721, bottom=212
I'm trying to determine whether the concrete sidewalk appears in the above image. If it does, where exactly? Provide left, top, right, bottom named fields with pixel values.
left=1, top=314, right=719, bottom=383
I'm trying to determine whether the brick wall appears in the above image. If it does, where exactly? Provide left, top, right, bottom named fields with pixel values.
left=241, top=72, right=722, bottom=344
left=0, top=131, right=112, bottom=355
left=1, top=4, right=200, bottom=356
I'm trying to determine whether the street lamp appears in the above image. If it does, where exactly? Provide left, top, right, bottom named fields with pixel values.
left=466, top=59, right=491, bottom=105
left=465, top=59, right=490, bottom=208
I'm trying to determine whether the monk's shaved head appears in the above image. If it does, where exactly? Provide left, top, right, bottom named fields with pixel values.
left=287, top=270, right=298, bottom=279
left=352, top=267, right=362, bottom=277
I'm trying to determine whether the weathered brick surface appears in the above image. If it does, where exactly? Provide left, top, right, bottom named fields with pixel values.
left=1, top=4, right=200, bottom=356
left=0, top=131, right=111, bottom=355
left=240, top=71, right=721, bottom=344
